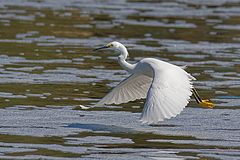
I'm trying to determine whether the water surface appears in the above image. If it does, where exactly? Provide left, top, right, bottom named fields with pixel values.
left=0, top=0, right=239, bottom=160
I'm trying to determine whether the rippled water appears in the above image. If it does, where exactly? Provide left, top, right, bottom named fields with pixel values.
left=0, top=0, right=239, bottom=160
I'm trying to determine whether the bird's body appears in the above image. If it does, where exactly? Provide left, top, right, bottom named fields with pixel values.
left=93, top=41, right=213, bottom=124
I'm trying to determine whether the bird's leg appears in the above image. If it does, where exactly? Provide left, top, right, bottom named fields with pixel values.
left=192, top=87, right=214, bottom=108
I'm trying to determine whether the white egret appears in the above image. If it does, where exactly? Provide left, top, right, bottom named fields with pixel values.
left=93, top=41, right=214, bottom=124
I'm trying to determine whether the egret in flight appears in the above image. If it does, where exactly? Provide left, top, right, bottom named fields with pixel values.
left=93, top=41, right=214, bottom=124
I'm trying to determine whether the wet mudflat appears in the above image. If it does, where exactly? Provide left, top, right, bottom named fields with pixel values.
left=0, top=0, right=239, bottom=159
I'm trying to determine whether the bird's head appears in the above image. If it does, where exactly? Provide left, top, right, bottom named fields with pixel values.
left=93, top=41, right=124, bottom=53
left=93, top=41, right=129, bottom=59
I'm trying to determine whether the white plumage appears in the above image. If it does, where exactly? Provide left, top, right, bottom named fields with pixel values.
left=94, top=41, right=195, bottom=124
left=95, top=74, right=152, bottom=106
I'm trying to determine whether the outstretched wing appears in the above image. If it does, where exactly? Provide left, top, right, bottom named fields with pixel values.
left=141, top=63, right=194, bottom=124
left=95, top=74, right=152, bottom=107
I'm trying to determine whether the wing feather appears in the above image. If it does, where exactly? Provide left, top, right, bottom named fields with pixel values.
left=95, top=74, right=152, bottom=107
left=140, top=62, right=194, bottom=124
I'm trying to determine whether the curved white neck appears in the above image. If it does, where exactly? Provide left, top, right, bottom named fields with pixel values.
left=117, top=46, right=135, bottom=73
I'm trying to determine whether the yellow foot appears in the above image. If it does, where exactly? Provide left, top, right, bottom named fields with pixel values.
left=199, top=99, right=214, bottom=109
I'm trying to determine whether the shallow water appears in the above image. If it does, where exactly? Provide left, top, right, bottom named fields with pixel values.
left=0, top=0, right=239, bottom=160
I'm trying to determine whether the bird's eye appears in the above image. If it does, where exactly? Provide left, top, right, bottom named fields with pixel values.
left=106, top=43, right=113, bottom=48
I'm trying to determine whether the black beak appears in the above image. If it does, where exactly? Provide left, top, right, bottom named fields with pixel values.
left=93, top=45, right=109, bottom=51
